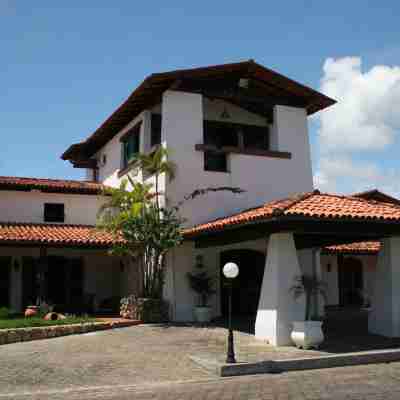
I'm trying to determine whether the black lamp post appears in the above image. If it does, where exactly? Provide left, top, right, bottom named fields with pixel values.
left=223, top=262, right=239, bottom=364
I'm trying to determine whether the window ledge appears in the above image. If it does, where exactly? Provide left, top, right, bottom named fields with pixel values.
left=117, top=145, right=162, bottom=178
left=118, top=160, right=140, bottom=178
left=195, top=144, right=291, bottom=159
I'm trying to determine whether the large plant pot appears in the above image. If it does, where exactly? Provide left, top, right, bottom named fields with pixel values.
left=291, top=320, right=324, bottom=349
left=194, top=306, right=212, bottom=323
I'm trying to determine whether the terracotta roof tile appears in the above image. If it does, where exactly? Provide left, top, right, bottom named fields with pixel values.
left=0, top=223, right=122, bottom=247
left=185, top=191, right=400, bottom=237
left=0, top=176, right=106, bottom=195
left=324, top=241, right=381, bottom=254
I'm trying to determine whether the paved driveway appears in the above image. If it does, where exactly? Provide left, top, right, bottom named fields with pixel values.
left=3, top=324, right=400, bottom=399
left=0, top=325, right=218, bottom=396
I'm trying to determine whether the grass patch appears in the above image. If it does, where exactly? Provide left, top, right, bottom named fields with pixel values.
left=0, top=316, right=97, bottom=330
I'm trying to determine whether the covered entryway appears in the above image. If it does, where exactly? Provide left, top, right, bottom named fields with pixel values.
left=186, top=191, right=400, bottom=346
left=220, top=249, right=265, bottom=316
left=0, top=223, right=140, bottom=315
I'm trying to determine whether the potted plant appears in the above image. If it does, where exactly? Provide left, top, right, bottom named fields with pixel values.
left=187, top=256, right=215, bottom=323
left=290, top=274, right=327, bottom=349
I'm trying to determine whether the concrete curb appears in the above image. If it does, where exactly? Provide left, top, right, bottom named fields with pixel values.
left=191, top=348, right=400, bottom=377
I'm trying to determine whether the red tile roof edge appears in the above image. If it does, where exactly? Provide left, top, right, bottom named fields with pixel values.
left=0, top=222, right=123, bottom=248
left=184, top=190, right=400, bottom=237
left=0, top=176, right=107, bottom=195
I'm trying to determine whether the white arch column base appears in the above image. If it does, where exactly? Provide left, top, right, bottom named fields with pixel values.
left=369, top=237, right=400, bottom=337
left=255, top=233, right=304, bottom=346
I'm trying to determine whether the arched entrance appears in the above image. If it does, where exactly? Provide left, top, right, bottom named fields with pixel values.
left=220, top=249, right=265, bottom=316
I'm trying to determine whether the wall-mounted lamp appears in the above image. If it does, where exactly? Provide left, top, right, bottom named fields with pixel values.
left=220, top=106, right=230, bottom=120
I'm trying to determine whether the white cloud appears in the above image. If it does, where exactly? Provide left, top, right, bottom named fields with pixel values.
left=318, top=57, right=400, bottom=151
left=314, top=156, right=400, bottom=197
left=314, top=56, right=400, bottom=197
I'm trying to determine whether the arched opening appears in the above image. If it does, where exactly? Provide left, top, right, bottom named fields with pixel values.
left=220, top=249, right=265, bottom=317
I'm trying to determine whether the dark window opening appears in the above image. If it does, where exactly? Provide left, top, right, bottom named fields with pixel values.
left=151, top=114, right=162, bottom=147
left=204, top=151, right=228, bottom=172
left=202, top=120, right=269, bottom=172
left=242, top=125, right=269, bottom=150
left=121, top=122, right=141, bottom=169
left=204, top=121, right=238, bottom=148
left=44, top=203, right=65, bottom=223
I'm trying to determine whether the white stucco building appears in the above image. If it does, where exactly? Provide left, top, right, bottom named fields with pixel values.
left=2, top=60, right=400, bottom=346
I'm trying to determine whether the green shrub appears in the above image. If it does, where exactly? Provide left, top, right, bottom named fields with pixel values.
left=0, top=307, right=10, bottom=319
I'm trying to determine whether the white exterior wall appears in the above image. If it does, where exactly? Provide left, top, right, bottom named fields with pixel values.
left=163, top=91, right=314, bottom=227
left=90, top=90, right=314, bottom=228
left=320, top=254, right=340, bottom=306
left=0, top=190, right=105, bottom=225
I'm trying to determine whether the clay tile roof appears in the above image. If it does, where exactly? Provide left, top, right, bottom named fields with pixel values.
left=0, top=223, right=123, bottom=248
left=323, top=241, right=381, bottom=255
left=184, top=191, right=400, bottom=237
left=0, top=176, right=106, bottom=195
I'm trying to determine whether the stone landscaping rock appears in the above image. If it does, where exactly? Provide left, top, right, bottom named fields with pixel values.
left=120, top=294, right=168, bottom=323
left=6, top=330, right=20, bottom=344
left=0, top=320, right=138, bottom=346
left=0, top=331, right=7, bottom=345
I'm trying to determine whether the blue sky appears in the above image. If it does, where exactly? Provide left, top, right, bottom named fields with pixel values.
left=1, top=2, right=400, bottom=194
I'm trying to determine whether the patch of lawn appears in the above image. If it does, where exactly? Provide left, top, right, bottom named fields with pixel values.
left=0, top=316, right=97, bottom=330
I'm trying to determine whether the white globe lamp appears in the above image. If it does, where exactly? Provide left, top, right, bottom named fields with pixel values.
left=223, top=262, right=239, bottom=279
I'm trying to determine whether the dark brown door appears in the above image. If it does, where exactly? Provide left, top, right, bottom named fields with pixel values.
left=0, top=257, right=11, bottom=307
left=22, top=257, right=38, bottom=307
left=220, top=249, right=265, bottom=316
left=338, top=256, right=363, bottom=307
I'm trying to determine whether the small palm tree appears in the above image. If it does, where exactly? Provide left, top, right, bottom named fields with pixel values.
left=133, top=147, right=176, bottom=211
left=290, top=275, right=327, bottom=321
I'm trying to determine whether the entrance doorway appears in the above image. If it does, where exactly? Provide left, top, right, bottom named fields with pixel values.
left=0, top=257, right=11, bottom=307
left=22, top=256, right=84, bottom=311
left=220, top=249, right=265, bottom=316
left=338, top=256, right=364, bottom=307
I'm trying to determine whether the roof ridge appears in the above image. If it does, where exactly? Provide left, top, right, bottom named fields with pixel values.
left=0, top=176, right=103, bottom=185
left=313, top=190, right=400, bottom=208
left=272, top=190, right=318, bottom=216
left=0, top=222, right=97, bottom=228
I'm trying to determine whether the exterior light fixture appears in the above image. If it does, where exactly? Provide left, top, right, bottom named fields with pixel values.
left=220, top=107, right=230, bottom=119
left=222, top=262, right=239, bottom=363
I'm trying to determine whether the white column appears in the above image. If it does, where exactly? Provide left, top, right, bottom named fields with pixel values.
left=255, top=233, right=305, bottom=346
left=314, top=249, right=325, bottom=317
left=369, top=237, right=400, bottom=337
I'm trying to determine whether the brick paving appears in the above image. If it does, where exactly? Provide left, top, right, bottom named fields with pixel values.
left=5, top=362, right=400, bottom=399
left=2, top=324, right=400, bottom=399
